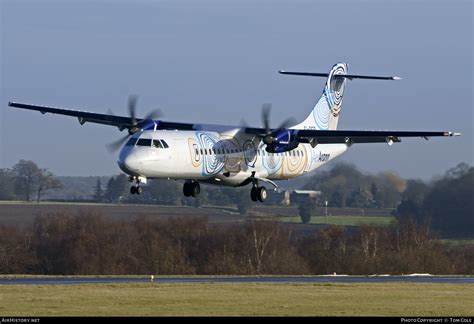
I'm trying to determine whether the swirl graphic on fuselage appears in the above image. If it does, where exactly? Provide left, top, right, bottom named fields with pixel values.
left=261, top=145, right=283, bottom=176
left=195, top=132, right=225, bottom=176
left=220, top=137, right=241, bottom=173
left=188, top=138, right=201, bottom=168
left=243, top=140, right=257, bottom=167
left=284, top=148, right=307, bottom=176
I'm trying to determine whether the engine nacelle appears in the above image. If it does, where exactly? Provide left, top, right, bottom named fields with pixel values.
left=265, top=129, right=300, bottom=153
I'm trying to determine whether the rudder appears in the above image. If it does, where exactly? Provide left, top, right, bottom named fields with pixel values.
left=292, top=62, right=348, bottom=130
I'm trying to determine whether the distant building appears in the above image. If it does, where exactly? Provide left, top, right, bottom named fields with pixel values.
left=267, top=189, right=321, bottom=205
left=290, top=190, right=321, bottom=205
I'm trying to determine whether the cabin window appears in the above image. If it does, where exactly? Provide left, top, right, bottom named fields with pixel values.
left=195, top=148, right=199, bottom=155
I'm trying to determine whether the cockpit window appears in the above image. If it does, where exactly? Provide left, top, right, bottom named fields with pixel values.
left=152, top=140, right=163, bottom=148
left=136, top=138, right=152, bottom=147
left=161, top=140, right=169, bottom=148
left=126, top=137, right=139, bottom=146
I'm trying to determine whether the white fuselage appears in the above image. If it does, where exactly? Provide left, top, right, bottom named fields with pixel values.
left=118, top=128, right=348, bottom=187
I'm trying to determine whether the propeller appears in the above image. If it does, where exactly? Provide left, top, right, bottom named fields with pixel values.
left=106, top=95, right=163, bottom=153
left=260, top=103, right=297, bottom=146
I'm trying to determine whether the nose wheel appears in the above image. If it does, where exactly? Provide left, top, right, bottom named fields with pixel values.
left=130, top=185, right=143, bottom=195
left=129, top=176, right=144, bottom=195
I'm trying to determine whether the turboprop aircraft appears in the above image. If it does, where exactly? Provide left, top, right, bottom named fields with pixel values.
left=8, top=63, right=461, bottom=202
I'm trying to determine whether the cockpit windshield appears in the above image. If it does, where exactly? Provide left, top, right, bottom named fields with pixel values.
left=152, top=139, right=162, bottom=148
left=127, top=136, right=170, bottom=148
left=136, top=138, right=152, bottom=147
left=125, top=137, right=139, bottom=146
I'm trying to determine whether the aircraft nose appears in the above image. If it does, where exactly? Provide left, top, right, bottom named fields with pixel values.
left=118, top=152, right=141, bottom=175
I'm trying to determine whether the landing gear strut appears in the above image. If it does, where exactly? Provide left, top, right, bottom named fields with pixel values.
left=250, top=179, right=267, bottom=203
left=183, top=180, right=200, bottom=197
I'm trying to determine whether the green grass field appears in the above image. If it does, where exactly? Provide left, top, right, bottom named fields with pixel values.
left=282, top=215, right=396, bottom=226
left=441, top=239, right=474, bottom=246
left=0, top=282, right=472, bottom=316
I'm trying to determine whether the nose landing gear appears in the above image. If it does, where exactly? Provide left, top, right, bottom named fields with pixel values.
left=130, top=185, right=143, bottom=195
left=129, top=176, right=144, bottom=195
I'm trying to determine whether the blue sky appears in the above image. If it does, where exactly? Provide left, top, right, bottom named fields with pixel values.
left=1, top=0, right=472, bottom=179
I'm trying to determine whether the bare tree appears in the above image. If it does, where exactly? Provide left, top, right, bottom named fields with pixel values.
left=12, top=160, right=41, bottom=201
left=36, top=169, right=62, bottom=203
left=243, top=221, right=279, bottom=274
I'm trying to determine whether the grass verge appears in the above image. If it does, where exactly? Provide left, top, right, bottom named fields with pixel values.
left=0, top=282, right=472, bottom=316
left=282, top=215, right=396, bottom=226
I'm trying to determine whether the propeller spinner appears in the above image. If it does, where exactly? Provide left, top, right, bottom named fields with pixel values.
left=106, top=95, right=163, bottom=153
left=260, top=103, right=297, bottom=149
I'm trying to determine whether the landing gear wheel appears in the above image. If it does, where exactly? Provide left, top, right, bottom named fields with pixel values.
left=258, top=186, right=267, bottom=202
left=183, top=182, right=192, bottom=197
left=183, top=181, right=200, bottom=197
left=250, top=187, right=258, bottom=202
left=191, top=182, right=200, bottom=197
left=136, top=186, right=143, bottom=195
left=130, top=186, right=137, bottom=195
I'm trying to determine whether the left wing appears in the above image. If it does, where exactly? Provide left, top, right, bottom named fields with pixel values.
left=8, top=102, right=195, bottom=131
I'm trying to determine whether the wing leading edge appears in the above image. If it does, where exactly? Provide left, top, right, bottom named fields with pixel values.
left=8, top=102, right=195, bottom=131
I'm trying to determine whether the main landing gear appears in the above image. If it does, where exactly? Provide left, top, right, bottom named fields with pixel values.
left=250, top=178, right=267, bottom=203
left=183, top=180, right=200, bottom=197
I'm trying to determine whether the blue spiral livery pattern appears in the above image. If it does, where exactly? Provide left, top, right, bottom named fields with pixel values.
left=312, top=63, right=346, bottom=130
left=195, top=132, right=225, bottom=176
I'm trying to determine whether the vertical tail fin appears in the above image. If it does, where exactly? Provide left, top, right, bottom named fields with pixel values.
left=291, top=62, right=348, bottom=130
left=281, top=62, right=401, bottom=131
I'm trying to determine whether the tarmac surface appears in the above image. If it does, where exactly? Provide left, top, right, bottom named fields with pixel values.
left=1, top=276, right=472, bottom=285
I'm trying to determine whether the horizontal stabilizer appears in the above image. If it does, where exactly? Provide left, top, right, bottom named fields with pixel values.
left=279, top=71, right=401, bottom=80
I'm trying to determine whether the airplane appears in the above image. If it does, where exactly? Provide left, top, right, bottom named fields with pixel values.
left=8, top=62, right=461, bottom=202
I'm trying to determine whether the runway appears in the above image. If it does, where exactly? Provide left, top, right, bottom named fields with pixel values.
left=1, top=276, right=472, bottom=285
